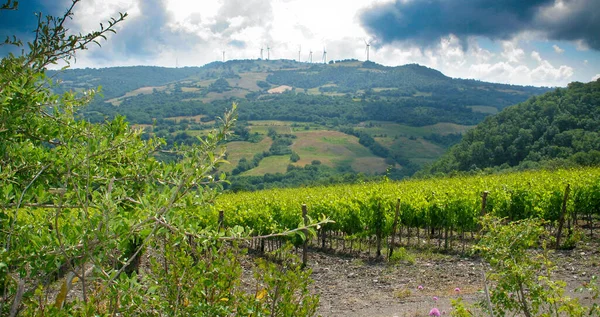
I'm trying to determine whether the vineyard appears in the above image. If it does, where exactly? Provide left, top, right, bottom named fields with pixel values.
left=212, top=168, right=600, bottom=257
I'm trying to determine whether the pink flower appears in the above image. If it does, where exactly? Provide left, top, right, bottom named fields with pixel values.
left=429, top=308, right=441, bottom=316
left=454, top=287, right=461, bottom=293
left=418, top=285, right=424, bottom=290
left=433, top=296, right=438, bottom=301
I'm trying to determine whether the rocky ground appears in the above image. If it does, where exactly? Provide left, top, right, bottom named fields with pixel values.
left=303, top=238, right=600, bottom=317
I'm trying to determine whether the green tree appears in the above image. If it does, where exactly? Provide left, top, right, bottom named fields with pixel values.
left=0, top=1, right=320, bottom=315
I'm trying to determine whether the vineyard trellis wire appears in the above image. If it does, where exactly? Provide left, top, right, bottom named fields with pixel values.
left=211, top=168, right=600, bottom=260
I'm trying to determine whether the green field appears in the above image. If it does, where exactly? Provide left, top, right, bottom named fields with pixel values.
left=356, top=121, right=472, bottom=138
left=226, top=72, right=268, bottom=91
left=467, top=105, right=499, bottom=114
left=291, top=130, right=388, bottom=173
left=221, top=137, right=272, bottom=173
left=241, top=155, right=291, bottom=176
left=153, top=115, right=469, bottom=175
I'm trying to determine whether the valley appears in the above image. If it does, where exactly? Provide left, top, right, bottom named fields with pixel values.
left=49, top=59, right=548, bottom=186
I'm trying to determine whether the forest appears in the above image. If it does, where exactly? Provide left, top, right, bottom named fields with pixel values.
left=424, top=80, right=600, bottom=174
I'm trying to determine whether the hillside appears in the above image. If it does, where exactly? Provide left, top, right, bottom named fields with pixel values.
left=52, top=59, right=548, bottom=126
left=49, top=60, right=551, bottom=181
left=424, top=79, right=600, bottom=174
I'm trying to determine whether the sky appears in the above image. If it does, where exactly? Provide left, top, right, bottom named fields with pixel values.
left=1, top=0, right=599, bottom=87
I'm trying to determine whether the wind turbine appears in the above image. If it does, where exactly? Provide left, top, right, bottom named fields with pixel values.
left=260, top=47, right=264, bottom=60
left=298, top=45, right=301, bottom=62
left=309, top=49, right=313, bottom=63
left=267, top=45, right=271, bottom=60
left=364, top=39, right=371, bottom=62
left=222, top=51, right=225, bottom=62
left=322, top=47, right=327, bottom=64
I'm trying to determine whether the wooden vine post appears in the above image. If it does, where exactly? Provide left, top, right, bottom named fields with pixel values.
left=389, top=198, right=400, bottom=259
left=218, top=210, right=224, bottom=231
left=302, top=204, right=308, bottom=268
left=375, top=202, right=383, bottom=259
left=555, top=184, right=571, bottom=249
left=479, top=191, right=489, bottom=231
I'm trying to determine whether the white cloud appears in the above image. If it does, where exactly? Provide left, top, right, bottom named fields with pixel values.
left=530, top=60, right=573, bottom=84
left=468, top=39, right=494, bottom=63
left=593, top=74, right=600, bottom=81
left=552, top=44, right=564, bottom=54
left=501, top=41, right=525, bottom=64
left=529, top=50, right=573, bottom=85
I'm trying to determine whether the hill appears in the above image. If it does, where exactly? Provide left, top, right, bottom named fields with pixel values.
left=49, top=60, right=551, bottom=181
left=51, top=60, right=548, bottom=126
left=423, top=80, right=600, bottom=174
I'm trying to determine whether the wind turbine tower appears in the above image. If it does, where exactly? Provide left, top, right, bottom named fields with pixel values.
left=298, top=45, right=301, bottom=62
left=322, top=47, right=327, bottom=64
left=222, top=51, right=225, bottom=62
left=260, top=47, right=264, bottom=60
left=309, top=50, right=313, bottom=63
left=364, top=40, right=371, bottom=62
left=267, top=46, right=271, bottom=60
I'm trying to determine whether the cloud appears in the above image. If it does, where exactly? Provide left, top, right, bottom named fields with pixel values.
left=536, top=0, right=600, bottom=50
left=81, top=0, right=203, bottom=63
left=552, top=44, right=564, bottom=54
left=593, top=74, right=600, bottom=81
left=501, top=41, right=525, bottom=64
left=360, top=0, right=600, bottom=50
left=0, top=0, right=71, bottom=45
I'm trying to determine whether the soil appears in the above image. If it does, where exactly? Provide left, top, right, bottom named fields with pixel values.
left=54, top=231, right=600, bottom=317
left=299, top=239, right=600, bottom=317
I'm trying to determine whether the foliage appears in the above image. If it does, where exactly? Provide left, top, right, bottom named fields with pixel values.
left=216, top=168, right=600, bottom=248
left=426, top=80, right=600, bottom=174
left=0, top=2, right=320, bottom=316
left=475, top=216, right=597, bottom=317
left=251, top=247, right=319, bottom=316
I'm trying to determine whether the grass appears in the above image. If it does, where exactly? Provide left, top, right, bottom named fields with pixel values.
left=242, top=155, right=290, bottom=176
left=227, top=72, right=268, bottom=91
left=356, top=121, right=473, bottom=138
left=198, top=88, right=249, bottom=103
left=162, top=119, right=469, bottom=175
left=165, top=114, right=206, bottom=123
left=387, top=136, right=446, bottom=164
left=106, top=85, right=167, bottom=106
left=290, top=130, right=388, bottom=173
left=180, top=87, right=201, bottom=92
left=220, top=137, right=272, bottom=173
left=413, top=91, right=432, bottom=97
left=467, top=105, right=498, bottom=114
left=372, top=87, right=398, bottom=92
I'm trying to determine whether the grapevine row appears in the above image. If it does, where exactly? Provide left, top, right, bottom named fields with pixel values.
left=209, top=168, right=600, bottom=253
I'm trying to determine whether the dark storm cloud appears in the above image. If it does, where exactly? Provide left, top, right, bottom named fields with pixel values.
left=536, top=0, right=600, bottom=50
left=359, top=0, right=600, bottom=50
left=0, top=0, right=72, bottom=44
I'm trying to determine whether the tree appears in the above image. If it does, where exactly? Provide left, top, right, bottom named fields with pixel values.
left=0, top=1, right=320, bottom=315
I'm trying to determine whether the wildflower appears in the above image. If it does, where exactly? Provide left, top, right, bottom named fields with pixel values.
left=454, top=287, right=461, bottom=293
left=433, top=296, right=438, bottom=301
left=429, top=307, right=441, bottom=316
left=418, top=285, right=424, bottom=290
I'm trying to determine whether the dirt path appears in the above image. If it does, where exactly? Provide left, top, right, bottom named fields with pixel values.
left=307, top=240, right=600, bottom=317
